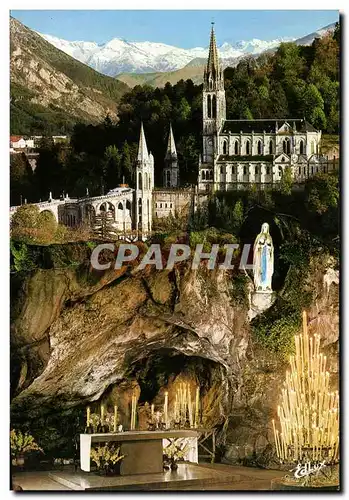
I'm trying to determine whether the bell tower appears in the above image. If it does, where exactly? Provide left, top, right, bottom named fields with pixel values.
left=163, top=123, right=179, bottom=188
left=202, top=23, right=226, bottom=163
left=135, top=122, right=154, bottom=234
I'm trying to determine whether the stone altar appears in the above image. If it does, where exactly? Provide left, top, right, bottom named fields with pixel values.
left=80, top=430, right=199, bottom=475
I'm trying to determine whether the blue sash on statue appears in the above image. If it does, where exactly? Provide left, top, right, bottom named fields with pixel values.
left=261, top=245, right=268, bottom=286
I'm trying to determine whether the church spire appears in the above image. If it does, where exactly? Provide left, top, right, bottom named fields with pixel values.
left=165, top=123, right=177, bottom=160
left=203, top=23, right=224, bottom=92
left=137, top=122, right=149, bottom=161
left=206, top=23, right=220, bottom=76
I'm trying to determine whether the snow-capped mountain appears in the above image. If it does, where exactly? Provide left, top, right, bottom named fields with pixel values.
left=39, top=22, right=336, bottom=77
left=39, top=33, right=292, bottom=77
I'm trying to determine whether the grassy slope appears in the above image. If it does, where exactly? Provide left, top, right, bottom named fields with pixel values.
left=116, top=64, right=205, bottom=88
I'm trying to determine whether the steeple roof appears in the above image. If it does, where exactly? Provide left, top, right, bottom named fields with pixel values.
left=206, top=23, right=220, bottom=76
left=137, top=122, right=149, bottom=161
left=165, top=123, right=177, bottom=160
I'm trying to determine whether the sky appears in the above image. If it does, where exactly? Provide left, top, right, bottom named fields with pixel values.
left=10, top=10, right=339, bottom=48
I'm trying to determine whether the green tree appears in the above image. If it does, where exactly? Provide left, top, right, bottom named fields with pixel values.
left=103, top=145, right=122, bottom=189
left=10, top=153, right=33, bottom=205
left=280, top=166, right=293, bottom=196
left=11, top=204, right=40, bottom=232
left=305, top=172, right=339, bottom=214
left=231, top=200, right=244, bottom=233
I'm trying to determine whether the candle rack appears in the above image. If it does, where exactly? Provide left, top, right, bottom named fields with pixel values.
left=273, top=311, right=339, bottom=465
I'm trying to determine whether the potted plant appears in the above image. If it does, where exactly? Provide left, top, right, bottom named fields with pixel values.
left=90, top=443, right=124, bottom=476
left=10, top=429, right=43, bottom=467
left=163, top=441, right=190, bottom=471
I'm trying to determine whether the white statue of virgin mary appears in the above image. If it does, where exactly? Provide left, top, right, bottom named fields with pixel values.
left=253, top=223, right=274, bottom=292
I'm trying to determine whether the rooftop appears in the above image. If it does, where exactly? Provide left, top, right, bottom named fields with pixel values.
left=221, top=119, right=318, bottom=134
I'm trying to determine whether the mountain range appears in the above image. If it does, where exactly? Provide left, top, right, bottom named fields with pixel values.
left=10, top=16, right=337, bottom=135
left=39, top=33, right=294, bottom=76
left=39, top=22, right=336, bottom=80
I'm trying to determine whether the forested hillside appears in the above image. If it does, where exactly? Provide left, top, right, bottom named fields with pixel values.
left=10, top=24, right=339, bottom=206
left=10, top=17, right=129, bottom=135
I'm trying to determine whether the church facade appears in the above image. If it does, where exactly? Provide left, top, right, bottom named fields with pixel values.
left=198, top=26, right=328, bottom=193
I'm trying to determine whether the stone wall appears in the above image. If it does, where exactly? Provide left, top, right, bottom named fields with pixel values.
left=153, top=188, right=194, bottom=219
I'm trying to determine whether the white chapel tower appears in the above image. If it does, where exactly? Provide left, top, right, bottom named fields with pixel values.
left=163, top=123, right=179, bottom=188
left=135, top=123, right=154, bottom=233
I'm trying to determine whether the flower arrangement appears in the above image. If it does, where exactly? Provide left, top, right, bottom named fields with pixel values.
left=104, top=412, right=118, bottom=431
left=89, top=413, right=101, bottom=433
left=10, top=429, right=43, bottom=465
left=90, top=444, right=124, bottom=475
left=164, top=441, right=190, bottom=470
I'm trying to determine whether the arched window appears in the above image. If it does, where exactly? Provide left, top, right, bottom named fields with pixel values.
left=212, top=95, right=217, bottom=119
left=209, top=170, right=213, bottom=180
left=300, top=139, right=305, bottom=155
left=223, top=140, right=227, bottom=155
left=207, top=95, right=212, bottom=119
left=234, top=141, right=239, bottom=155
left=255, top=165, right=259, bottom=175
left=298, top=166, right=301, bottom=175
left=283, top=138, right=291, bottom=155
left=243, top=166, right=247, bottom=175
left=138, top=172, right=142, bottom=190
left=269, top=140, right=273, bottom=154
left=266, top=166, right=270, bottom=175
left=202, top=170, right=206, bottom=180
left=311, top=141, right=315, bottom=154
left=220, top=165, right=224, bottom=175
left=232, top=165, right=235, bottom=175
left=246, top=141, right=251, bottom=155
left=166, top=171, right=170, bottom=186
left=147, top=200, right=150, bottom=231
left=118, top=202, right=123, bottom=210
left=257, top=140, right=262, bottom=155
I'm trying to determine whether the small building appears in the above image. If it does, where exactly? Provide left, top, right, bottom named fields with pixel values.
left=10, top=136, right=34, bottom=150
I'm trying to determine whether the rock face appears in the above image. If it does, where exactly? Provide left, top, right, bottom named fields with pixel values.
left=10, top=17, right=128, bottom=124
left=10, top=247, right=339, bottom=465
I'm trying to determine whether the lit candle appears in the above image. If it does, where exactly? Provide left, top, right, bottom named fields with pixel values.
left=114, top=405, right=118, bottom=432
left=151, top=404, right=154, bottom=419
left=194, top=387, right=200, bottom=428
left=164, top=392, right=168, bottom=429
left=100, top=404, right=104, bottom=423
left=272, top=419, right=278, bottom=457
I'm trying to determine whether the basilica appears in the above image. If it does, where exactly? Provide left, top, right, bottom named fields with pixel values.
left=10, top=25, right=336, bottom=234
left=198, top=25, right=329, bottom=192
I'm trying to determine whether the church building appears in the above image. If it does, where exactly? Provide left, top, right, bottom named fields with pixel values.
left=198, top=25, right=325, bottom=192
